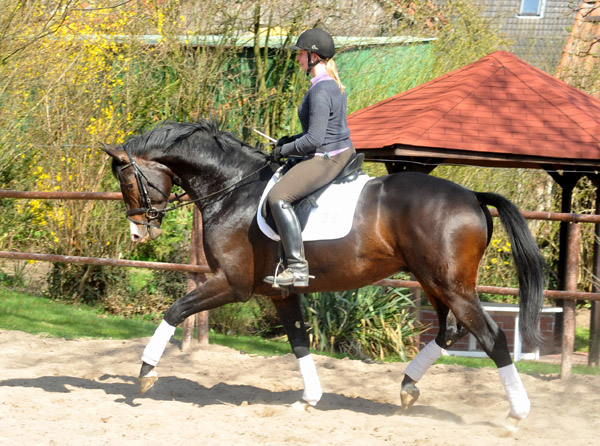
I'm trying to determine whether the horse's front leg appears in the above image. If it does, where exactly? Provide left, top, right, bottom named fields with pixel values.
left=139, top=274, right=241, bottom=394
left=271, top=293, right=322, bottom=409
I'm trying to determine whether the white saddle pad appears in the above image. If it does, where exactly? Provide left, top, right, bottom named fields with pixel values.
left=257, top=168, right=373, bottom=242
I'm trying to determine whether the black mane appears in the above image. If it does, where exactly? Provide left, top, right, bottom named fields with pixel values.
left=123, top=119, right=267, bottom=160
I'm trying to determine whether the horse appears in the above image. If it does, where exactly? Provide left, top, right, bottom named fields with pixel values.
left=102, top=119, right=546, bottom=423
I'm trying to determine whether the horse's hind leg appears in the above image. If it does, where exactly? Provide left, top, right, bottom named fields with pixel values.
left=475, top=307, right=531, bottom=421
left=271, top=293, right=322, bottom=409
left=401, top=301, right=466, bottom=409
left=446, top=295, right=531, bottom=420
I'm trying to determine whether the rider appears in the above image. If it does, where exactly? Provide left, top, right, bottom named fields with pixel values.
left=264, top=28, right=356, bottom=288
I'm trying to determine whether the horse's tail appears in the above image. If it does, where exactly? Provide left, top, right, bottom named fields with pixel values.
left=475, top=192, right=546, bottom=349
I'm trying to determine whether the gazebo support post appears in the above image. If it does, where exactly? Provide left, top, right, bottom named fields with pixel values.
left=545, top=170, right=582, bottom=350
left=588, top=175, right=600, bottom=366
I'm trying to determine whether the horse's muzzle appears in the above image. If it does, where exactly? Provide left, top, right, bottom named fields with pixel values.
left=129, top=220, right=162, bottom=243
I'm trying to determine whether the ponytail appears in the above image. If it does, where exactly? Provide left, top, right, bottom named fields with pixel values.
left=325, top=58, right=345, bottom=94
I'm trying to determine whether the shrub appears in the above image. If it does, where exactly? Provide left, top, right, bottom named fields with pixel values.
left=302, top=286, right=423, bottom=361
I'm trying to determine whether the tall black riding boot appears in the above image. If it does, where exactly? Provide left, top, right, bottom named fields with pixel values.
left=264, top=199, right=310, bottom=288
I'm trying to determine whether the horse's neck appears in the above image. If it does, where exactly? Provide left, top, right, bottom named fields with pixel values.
left=166, top=148, right=268, bottom=216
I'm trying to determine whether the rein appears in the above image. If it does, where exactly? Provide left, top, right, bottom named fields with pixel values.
left=166, top=163, right=271, bottom=211
left=120, top=147, right=271, bottom=226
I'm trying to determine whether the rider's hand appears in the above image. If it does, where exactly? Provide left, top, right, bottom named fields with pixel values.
left=270, top=145, right=283, bottom=162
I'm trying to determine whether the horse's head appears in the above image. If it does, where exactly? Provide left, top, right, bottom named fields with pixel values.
left=102, top=145, right=174, bottom=243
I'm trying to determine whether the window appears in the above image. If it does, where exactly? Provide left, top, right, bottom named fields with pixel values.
left=518, top=0, right=545, bottom=17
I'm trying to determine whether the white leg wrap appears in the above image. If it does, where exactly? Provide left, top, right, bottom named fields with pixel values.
left=498, top=364, right=530, bottom=419
left=405, top=340, right=443, bottom=382
left=298, top=355, right=322, bottom=406
left=141, top=320, right=176, bottom=367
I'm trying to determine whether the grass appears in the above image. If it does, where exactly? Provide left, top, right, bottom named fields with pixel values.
left=208, top=331, right=292, bottom=356
left=0, top=286, right=291, bottom=353
left=0, top=287, right=158, bottom=339
left=0, top=286, right=598, bottom=375
left=435, top=354, right=599, bottom=376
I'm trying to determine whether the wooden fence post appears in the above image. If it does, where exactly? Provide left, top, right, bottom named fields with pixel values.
left=561, top=223, right=580, bottom=379
left=181, top=208, right=209, bottom=351
left=409, top=274, right=422, bottom=345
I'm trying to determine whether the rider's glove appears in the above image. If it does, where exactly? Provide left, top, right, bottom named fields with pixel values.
left=270, top=145, right=283, bottom=163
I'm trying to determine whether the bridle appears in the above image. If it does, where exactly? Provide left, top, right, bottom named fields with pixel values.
left=119, top=146, right=173, bottom=230
left=119, top=146, right=272, bottom=228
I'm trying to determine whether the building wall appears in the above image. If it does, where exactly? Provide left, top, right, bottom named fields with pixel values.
left=419, top=307, right=558, bottom=355
left=556, top=1, right=600, bottom=97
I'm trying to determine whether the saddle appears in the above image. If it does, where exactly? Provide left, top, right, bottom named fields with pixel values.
left=261, top=152, right=365, bottom=233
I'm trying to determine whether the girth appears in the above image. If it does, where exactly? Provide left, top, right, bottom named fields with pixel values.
left=262, top=152, right=365, bottom=233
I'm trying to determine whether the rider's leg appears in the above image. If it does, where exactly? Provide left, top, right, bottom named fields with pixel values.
left=264, top=199, right=309, bottom=287
left=263, top=148, right=355, bottom=288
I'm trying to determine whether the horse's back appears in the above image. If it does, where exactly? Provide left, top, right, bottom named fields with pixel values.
left=363, top=171, right=487, bottom=224
left=353, top=172, right=491, bottom=277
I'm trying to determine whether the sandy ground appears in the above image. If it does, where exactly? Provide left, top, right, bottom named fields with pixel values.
left=0, top=330, right=599, bottom=446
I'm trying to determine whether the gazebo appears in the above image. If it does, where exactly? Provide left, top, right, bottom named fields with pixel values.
left=347, top=50, right=600, bottom=363
left=348, top=50, right=600, bottom=173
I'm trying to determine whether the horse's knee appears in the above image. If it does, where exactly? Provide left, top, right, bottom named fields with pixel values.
left=284, top=320, right=310, bottom=359
left=164, top=284, right=246, bottom=326
left=435, top=324, right=467, bottom=349
left=164, top=300, right=187, bottom=326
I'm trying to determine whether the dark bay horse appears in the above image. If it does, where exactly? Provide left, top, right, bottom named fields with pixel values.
left=103, top=120, right=546, bottom=422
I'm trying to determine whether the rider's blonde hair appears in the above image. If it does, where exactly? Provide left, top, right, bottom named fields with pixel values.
left=325, top=58, right=345, bottom=94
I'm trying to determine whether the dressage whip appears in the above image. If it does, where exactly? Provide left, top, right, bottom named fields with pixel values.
left=251, top=127, right=277, bottom=144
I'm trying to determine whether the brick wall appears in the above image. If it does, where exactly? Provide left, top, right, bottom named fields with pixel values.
left=419, top=306, right=558, bottom=355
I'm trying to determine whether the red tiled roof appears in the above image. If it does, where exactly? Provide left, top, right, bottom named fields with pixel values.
left=347, top=50, right=600, bottom=161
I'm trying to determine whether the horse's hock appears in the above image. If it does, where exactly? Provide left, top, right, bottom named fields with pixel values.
left=419, top=303, right=563, bottom=360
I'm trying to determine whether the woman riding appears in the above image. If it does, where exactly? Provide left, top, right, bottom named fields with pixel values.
left=264, top=28, right=356, bottom=288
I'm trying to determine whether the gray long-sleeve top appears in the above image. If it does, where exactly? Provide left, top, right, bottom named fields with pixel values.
left=281, top=75, right=352, bottom=157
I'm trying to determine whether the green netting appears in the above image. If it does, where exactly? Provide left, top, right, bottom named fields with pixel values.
left=336, top=42, right=435, bottom=113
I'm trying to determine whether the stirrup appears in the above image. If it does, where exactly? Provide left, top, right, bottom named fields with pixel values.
left=264, top=261, right=312, bottom=289
left=264, top=259, right=286, bottom=288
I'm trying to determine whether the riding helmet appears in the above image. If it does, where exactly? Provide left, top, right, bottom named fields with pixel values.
left=290, top=28, right=335, bottom=59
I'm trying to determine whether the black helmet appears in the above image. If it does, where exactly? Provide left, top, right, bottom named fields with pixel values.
left=290, top=28, right=335, bottom=59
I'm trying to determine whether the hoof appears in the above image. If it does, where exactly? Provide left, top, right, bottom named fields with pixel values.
left=400, top=383, right=420, bottom=410
left=503, top=414, right=522, bottom=432
left=139, top=371, right=158, bottom=394
left=291, top=400, right=312, bottom=411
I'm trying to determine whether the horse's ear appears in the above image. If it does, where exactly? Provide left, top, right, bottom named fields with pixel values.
left=100, top=143, right=128, bottom=163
